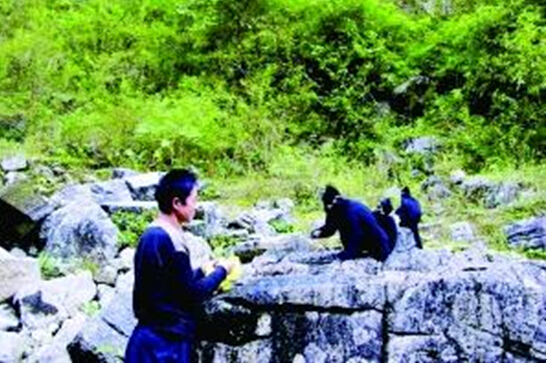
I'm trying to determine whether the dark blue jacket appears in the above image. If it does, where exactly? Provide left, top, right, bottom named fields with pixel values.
left=316, top=198, right=390, bottom=261
left=132, top=226, right=227, bottom=338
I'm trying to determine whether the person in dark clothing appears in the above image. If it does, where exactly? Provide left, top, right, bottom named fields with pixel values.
left=125, top=169, right=234, bottom=363
left=311, top=185, right=390, bottom=261
left=395, top=186, right=423, bottom=249
left=373, top=198, right=398, bottom=254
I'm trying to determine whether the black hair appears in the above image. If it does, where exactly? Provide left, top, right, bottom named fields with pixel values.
left=322, top=185, right=341, bottom=206
left=154, top=169, right=198, bottom=214
left=380, top=198, right=393, bottom=215
left=402, top=186, right=411, bottom=196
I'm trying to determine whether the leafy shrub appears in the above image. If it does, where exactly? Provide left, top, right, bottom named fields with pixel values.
left=0, top=0, right=543, bottom=172
left=111, top=210, right=157, bottom=249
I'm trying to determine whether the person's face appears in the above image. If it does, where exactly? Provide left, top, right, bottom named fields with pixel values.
left=173, top=186, right=199, bottom=224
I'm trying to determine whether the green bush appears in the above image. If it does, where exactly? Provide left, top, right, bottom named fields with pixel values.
left=112, top=210, right=157, bottom=249
left=0, top=0, right=543, bottom=172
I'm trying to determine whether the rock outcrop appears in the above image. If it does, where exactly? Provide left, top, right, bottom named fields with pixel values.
left=505, top=216, right=546, bottom=250
left=40, top=201, right=119, bottom=264
left=0, top=167, right=544, bottom=363
left=196, top=236, right=545, bottom=362
left=67, top=230, right=545, bottom=363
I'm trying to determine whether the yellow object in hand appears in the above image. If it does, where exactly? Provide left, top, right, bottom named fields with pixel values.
left=219, top=256, right=242, bottom=293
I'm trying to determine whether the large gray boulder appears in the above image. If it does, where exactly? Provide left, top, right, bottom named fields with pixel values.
left=68, top=316, right=128, bottom=363
left=0, top=191, right=53, bottom=224
left=40, top=200, right=119, bottom=264
left=123, top=172, right=163, bottom=201
left=117, top=247, right=135, bottom=273
left=0, top=182, right=55, bottom=244
left=100, top=290, right=135, bottom=338
left=0, top=248, right=41, bottom=302
left=68, top=289, right=135, bottom=363
left=49, top=184, right=95, bottom=209
left=190, top=202, right=227, bottom=239
left=50, top=180, right=133, bottom=209
left=460, top=176, right=522, bottom=208
left=232, top=234, right=311, bottom=263
left=421, top=175, right=451, bottom=201
left=29, top=313, right=88, bottom=363
left=197, top=245, right=545, bottom=362
left=173, top=231, right=214, bottom=271
left=97, top=285, right=116, bottom=310
left=505, top=216, right=546, bottom=250
left=14, top=271, right=96, bottom=332
left=387, top=335, right=458, bottom=362
left=1, top=155, right=27, bottom=172
left=0, top=331, right=26, bottom=362
left=4, top=171, right=28, bottom=186
left=484, top=182, right=522, bottom=209
left=93, top=264, right=118, bottom=286
left=87, top=180, right=134, bottom=205
left=229, top=202, right=294, bottom=237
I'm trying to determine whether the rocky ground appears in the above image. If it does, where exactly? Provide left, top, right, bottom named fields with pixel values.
left=0, top=155, right=545, bottom=362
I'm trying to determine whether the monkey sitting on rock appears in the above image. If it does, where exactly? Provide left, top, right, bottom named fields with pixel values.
left=311, top=185, right=391, bottom=261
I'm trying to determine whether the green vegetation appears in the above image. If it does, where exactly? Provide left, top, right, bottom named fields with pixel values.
left=95, top=344, right=125, bottom=361
left=38, top=252, right=63, bottom=280
left=270, top=218, right=295, bottom=234
left=111, top=210, right=157, bottom=249
left=0, top=0, right=544, bottom=170
left=38, top=252, right=104, bottom=279
left=80, top=300, right=101, bottom=317
left=0, top=0, right=544, bottom=259
left=77, top=257, right=100, bottom=277
left=209, top=234, right=240, bottom=257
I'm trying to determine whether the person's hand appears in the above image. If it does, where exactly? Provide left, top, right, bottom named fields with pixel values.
left=201, top=260, right=217, bottom=276
left=216, top=258, right=236, bottom=274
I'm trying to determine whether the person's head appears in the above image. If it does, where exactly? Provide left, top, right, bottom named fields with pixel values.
left=155, top=169, right=199, bottom=223
left=380, top=198, right=393, bottom=215
left=322, top=185, right=340, bottom=211
left=401, top=186, right=411, bottom=197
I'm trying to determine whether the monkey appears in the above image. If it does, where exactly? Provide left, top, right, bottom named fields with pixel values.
left=372, top=198, right=398, bottom=255
left=395, top=187, right=422, bottom=249
left=311, top=185, right=390, bottom=261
